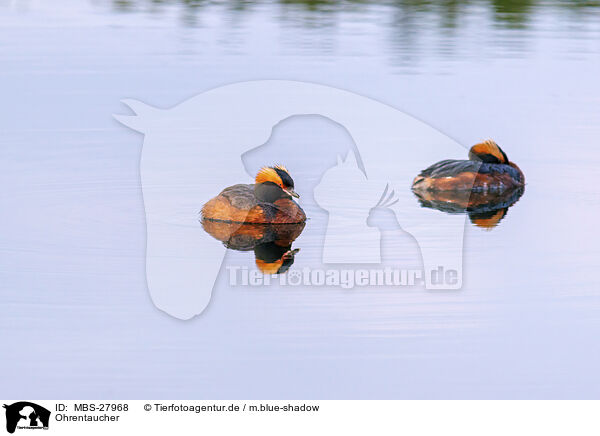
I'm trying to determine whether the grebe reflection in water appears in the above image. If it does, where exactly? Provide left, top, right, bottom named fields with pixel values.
left=201, top=220, right=305, bottom=274
left=413, top=186, right=525, bottom=230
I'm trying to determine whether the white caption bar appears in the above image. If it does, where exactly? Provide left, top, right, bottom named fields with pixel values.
left=1, top=400, right=598, bottom=436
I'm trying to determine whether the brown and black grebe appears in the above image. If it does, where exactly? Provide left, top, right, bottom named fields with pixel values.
left=201, top=165, right=306, bottom=224
left=412, top=140, right=524, bottom=193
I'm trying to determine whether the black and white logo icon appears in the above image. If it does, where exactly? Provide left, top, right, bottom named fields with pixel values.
left=3, top=402, right=50, bottom=434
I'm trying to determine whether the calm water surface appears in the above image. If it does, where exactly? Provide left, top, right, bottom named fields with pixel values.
left=1, top=0, right=600, bottom=398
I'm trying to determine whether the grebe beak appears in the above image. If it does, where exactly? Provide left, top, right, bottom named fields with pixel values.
left=284, top=188, right=300, bottom=198
left=282, top=248, right=300, bottom=259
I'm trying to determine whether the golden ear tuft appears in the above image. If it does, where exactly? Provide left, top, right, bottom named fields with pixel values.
left=255, top=166, right=283, bottom=186
left=469, top=139, right=508, bottom=164
left=255, top=259, right=284, bottom=274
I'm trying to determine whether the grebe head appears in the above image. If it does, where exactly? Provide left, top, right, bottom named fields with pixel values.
left=468, top=139, right=509, bottom=164
left=254, top=243, right=300, bottom=274
left=254, top=165, right=299, bottom=202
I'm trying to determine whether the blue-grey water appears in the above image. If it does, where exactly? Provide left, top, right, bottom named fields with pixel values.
left=1, top=1, right=600, bottom=398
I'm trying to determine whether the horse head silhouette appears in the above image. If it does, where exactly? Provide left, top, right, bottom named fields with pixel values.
left=115, top=80, right=468, bottom=319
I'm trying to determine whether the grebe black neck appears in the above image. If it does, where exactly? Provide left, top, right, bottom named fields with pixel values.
left=254, top=181, right=288, bottom=203
left=254, top=242, right=298, bottom=274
